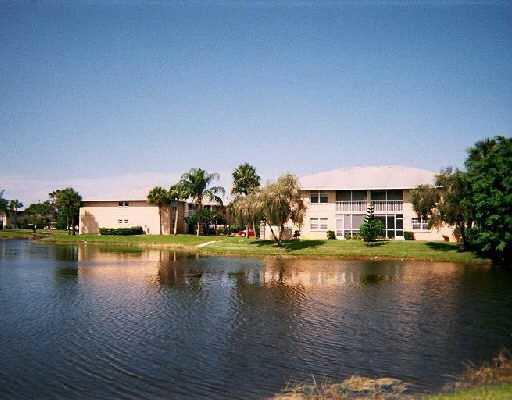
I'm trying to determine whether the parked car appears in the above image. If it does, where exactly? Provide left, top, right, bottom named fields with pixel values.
left=239, top=228, right=255, bottom=238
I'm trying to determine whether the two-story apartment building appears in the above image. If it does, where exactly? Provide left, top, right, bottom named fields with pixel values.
left=265, top=166, right=454, bottom=241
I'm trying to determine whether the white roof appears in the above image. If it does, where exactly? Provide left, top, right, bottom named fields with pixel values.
left=300, top=165, right=436, bottom=190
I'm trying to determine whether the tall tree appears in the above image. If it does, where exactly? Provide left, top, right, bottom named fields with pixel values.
left=147, top=186, right=170, bottom=235
left=411, top=168, right=473, bottom=250
left=410, top=185, right=439, bottom=221
left=232, top=163, right=261, bottom=196
left=51, top=188, right=82, bottom=235
left=168, top=183, right=188, bottom=235
left=259, top=174, right=304, bottom=246
left=8, top=199, right=23, bottom=229
left=178, top=168, right=225, bottom=236
left=465, top=136, right=512, bottom=264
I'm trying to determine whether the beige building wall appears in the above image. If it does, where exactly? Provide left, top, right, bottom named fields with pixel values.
left=300, top=190, right=337, bottom=240
left=79, top=200, right=185, bottom=235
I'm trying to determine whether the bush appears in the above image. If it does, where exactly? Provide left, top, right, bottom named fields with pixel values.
left=99, top=226, right=144, bottom=236
left=360, top=219, right=384, bottom=244
left=326, top=230, right=336, bottom=240
left=404, top=231, right=414, bottom=240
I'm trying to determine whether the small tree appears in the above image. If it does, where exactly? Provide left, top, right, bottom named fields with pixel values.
left=359, top=202, right=384, bottom=245
left=410, top=184, right=439, bottom=221
left=147, top=186, right=170, bottom=235
left=259, top=174, right=304, bottom=246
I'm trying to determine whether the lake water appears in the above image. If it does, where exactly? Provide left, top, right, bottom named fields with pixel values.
left=1, top=240, right=511, bottom=399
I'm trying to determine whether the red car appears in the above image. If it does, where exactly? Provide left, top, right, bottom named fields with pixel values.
left=239, top=229, right=256, bottom=238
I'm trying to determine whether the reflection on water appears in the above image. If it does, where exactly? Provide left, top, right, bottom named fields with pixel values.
left=1, top=240, right=511, bottom=400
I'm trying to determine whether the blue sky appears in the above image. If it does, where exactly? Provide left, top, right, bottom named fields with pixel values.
left=1, top=1, right=511, bottom=203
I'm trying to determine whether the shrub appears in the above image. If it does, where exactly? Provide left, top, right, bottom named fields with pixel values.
left=326, top=230, right=336, bottom=240
left=404, top=231, right=414, bottom=240
left=99, top=226, right=144, bottom=236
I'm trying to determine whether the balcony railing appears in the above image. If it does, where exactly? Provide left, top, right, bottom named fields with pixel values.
left=336, top=200, right=367, bottom=212
left=336, top=200, right=403, bottom=213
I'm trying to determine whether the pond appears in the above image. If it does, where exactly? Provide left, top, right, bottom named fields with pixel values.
left=1, top=240, right=511, bottom=399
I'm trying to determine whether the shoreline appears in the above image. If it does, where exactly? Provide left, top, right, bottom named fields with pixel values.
left=0, top=230, right=489, bottom=265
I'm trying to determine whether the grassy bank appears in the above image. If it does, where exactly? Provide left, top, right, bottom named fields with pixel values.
left=11, top=230, right=488, bottom=263
left=426, top=384, right=512, bottom=399
left=0, top=229, right=54, bottom=240
left=275, top=351, right=512, bottom=399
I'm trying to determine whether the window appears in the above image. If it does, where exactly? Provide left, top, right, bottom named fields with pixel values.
left=124, top=219, right=128, bottom=223
left=376, top=214, right=404, bottom=238
left=336, top=191, right=351, bottom=201
left=352, top=214, right=364, bottom=230
left=412, top=217, right=429, bottom=230
left=118, top=201, right=129, bottom=207
left=371, top=191, right=386, bottom=201
left=310, top=191, right=328, bottom=204
left=310, top=217, right=328, bottom=230
left=387, top=190, right=403, bottom=201
left=117, top=219, right=123, bottom=224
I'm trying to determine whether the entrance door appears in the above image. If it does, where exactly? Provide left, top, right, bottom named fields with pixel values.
left=336, top=217, right=344, bottom=238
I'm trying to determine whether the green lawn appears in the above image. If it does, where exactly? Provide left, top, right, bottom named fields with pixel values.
left=426, top=384, right=512, bottom=400
left=10, top=230, right=486, bottom=264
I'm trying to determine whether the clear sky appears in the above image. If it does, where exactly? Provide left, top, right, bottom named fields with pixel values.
left=1, top=1, right=511, bottom=203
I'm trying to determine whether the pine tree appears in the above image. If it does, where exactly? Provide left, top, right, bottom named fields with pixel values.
left=359, top=202, right=384, bottom=245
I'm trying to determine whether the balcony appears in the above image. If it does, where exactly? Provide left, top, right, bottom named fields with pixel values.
left=336, top=200, right=403, bottom=213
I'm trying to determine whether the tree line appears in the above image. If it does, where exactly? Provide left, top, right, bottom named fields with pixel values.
left=146, top=164, right=305, bottom=245
left=410, top=136, right=511, bottom=264
left=0, top=188, right=82, bottom=234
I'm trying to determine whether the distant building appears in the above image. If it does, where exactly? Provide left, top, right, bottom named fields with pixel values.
left=79, top=199, right=186, bottom=235
left=261, top=165, right=455, bottom=241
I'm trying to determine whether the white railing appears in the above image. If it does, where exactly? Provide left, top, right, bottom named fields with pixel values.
left=336, top=200, right=403, bottom=212
left=336, top=201, right=367, bottom=212
left=373, top=200, right=403, bottom=212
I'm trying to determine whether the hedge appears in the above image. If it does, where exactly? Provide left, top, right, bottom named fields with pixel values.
left=99, top=226, right=144, bottom=236
left=404, top=231, right=414, bottom=240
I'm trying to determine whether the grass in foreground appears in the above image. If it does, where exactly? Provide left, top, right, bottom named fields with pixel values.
left=426, top=384, right=512, bottom=400
left=1, top=229, right=487, bottom=264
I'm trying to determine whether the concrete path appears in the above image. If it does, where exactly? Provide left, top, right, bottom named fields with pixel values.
left=196, top=241, right=218, bottom=248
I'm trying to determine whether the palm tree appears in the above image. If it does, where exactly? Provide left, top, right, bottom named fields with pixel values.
left=178, top=168, right=225, bottom=236
left=8, top=199, right=23, bottom=229
left=231, top=163, right=261, bottom=237
left=168, top=183, right=188, bottom=235
left=147, top=186, right=170, bottom=235
left=232, top=163, right=261, bottom=196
